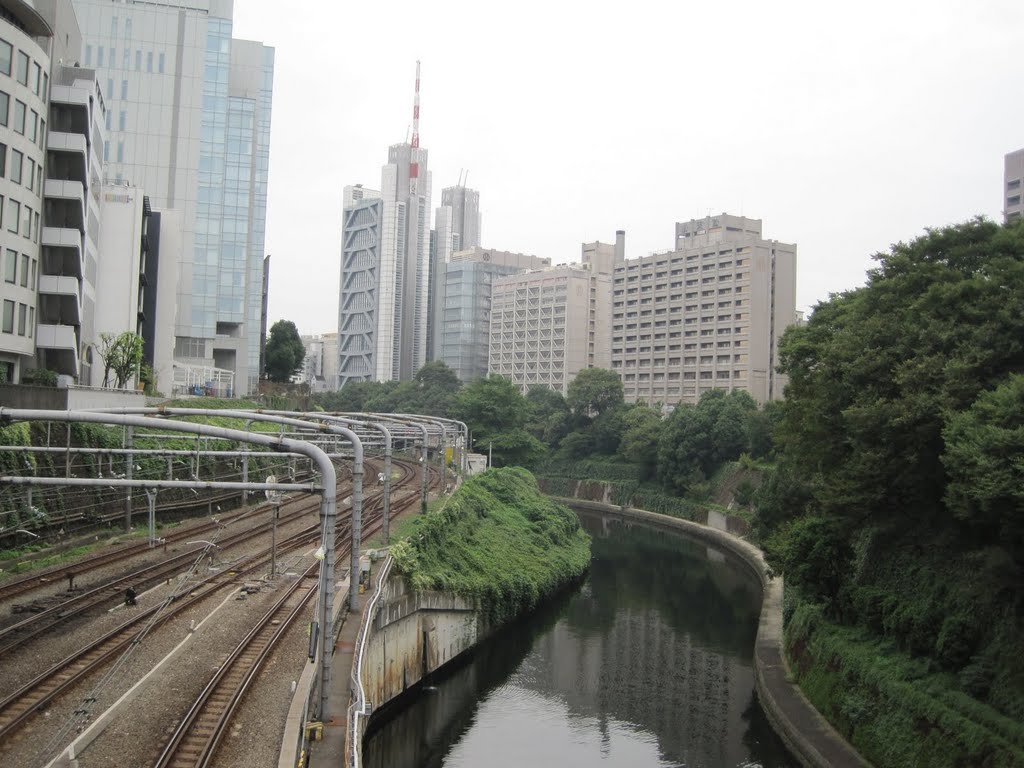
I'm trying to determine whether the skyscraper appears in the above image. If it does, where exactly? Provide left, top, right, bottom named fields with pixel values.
left=1005, top=148, right=1023, bottom=224
left=72, top=0, right=274, bottom=396
left=337, top=63, right=431, bottom=385
left=428, top=183, right=480, bottom=361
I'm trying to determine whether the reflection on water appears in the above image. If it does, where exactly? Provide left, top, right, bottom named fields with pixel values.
left=363, top=512, right=796, bottom=768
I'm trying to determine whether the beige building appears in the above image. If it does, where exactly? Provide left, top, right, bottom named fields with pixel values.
left=1005, top=148, right=1023, bottom=224
left=611, top=214, right=796, bottom=408
left=488, top=234, right=621, bottom=394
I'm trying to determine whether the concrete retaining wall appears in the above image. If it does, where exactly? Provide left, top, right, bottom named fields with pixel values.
left=559, top=498, right=869, bottom=768
left=361, top=576, right=479, bottom=711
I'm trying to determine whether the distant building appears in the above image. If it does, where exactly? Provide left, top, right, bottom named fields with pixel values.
left=337, top=64, right=432, bottom=386
left=611, top=214, right=797, bottom=408
left=436, top=247, right=550, bottom=382
left=427, top=184, right=480, bottom=362
left=1005, top=148, right=1023, bottom=223
left=298, top=333, right=331, bottom=392
left=488, top=235, right=620, bottom=394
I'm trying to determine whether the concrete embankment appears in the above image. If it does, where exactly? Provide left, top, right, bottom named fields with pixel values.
left=558, top=498, right=870, bottom=768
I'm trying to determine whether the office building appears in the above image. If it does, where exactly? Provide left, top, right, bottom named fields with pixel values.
left=337, top=63, right=431, bottom=386
left=427, top=183, right=480, bottom=362
left=1005, top=148, right=1023, bottom=223
left=72, top=0, right=274, bottom=396
left=437, top=247, right=549, bottom=382
left=611, top=214, right=796, bottom=408
left=488, top=236, right=619, bottom=394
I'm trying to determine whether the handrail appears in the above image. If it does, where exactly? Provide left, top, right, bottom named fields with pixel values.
left=348, top=554, right=393, bottom=768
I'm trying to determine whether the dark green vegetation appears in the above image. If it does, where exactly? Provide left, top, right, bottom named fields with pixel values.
left=759, top=219, right=1024, bottom=766
left=264, top=319, right=307, bottom=382
left=389, top=468, right=590, bottom=625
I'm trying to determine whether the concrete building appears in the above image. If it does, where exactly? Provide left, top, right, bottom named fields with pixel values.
left=427, top=183, right=481, bottom=362
left=0, top=1, right=54, bottom=382
left=488, top=237, right=619, bottom=394
left=337, top=64, right=432, bottom=386
left=72, top=0, right=274, bottom=396
left=1005, top=148, right=1023, bottom=223
left=436, top=247, right=549, bottom=383
left=611, top=214, right=796, bottom=408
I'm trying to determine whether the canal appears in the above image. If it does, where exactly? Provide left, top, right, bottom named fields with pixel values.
left=363, top=510, right=796, bottom=768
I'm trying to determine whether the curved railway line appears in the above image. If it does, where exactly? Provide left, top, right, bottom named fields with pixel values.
left=0, top=458, right=435, bottom=759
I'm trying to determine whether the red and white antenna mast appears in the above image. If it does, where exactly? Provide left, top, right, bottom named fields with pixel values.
left=409, top=60, right=421, bottom=196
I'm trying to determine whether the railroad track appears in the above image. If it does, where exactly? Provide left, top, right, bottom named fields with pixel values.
left=0, top=459, right=426, bottom=745
left=152, top=475, right=426, bottom=768
left=0, top=466, right=348, bottom=604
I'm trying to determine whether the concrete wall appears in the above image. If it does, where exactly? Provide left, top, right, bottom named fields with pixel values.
left=360, top=575, right=479, bottom=712
left=0, top=383, right=146, bottom=409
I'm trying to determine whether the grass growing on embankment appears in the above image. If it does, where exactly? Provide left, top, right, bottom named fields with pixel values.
left=786, top=601, right=1024, bottom=768
left=390, top=467, right=591, bottom=625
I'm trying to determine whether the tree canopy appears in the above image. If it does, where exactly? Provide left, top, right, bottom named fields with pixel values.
left=264, top=320, right=306, bottom=383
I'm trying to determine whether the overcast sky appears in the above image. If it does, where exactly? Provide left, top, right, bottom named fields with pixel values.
left=232, top=0, right=1024, bottom=337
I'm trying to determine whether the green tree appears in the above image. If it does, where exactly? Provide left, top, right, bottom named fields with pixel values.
left=617, top=404, right=663, bottom=480
left=566, top=368, right=624, bottom=418
left=453, top=375, right=545, bottom=467
left=525, top=385, right=571, bottom=449
left=96, top=331, right=144, bottom=389
left=264, top=320, right=306, bottom=383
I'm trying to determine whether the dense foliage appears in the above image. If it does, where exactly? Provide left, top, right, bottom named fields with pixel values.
left=761, top=219, right=1024, bottom=727
left=390, top=468, right=591, bottom=624
left=264, top=320, right=306, bottom=383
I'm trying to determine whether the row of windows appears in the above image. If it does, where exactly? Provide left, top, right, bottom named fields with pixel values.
left=85, top=44, right=165, bottom=75
left=622, top=370, right=744, bottom=381
left=0, top=90, right=45, bottom=149
left=614, top=248, right=753, bottom=277
left=1, top=195, right=40, bottom=242
left=0, top=38, right=46, bottom=99
left=1, top=298, right=33, bottom=337
left=0, top=143, right=43, bottom=195
left=3, top=247, right=36, bottom=288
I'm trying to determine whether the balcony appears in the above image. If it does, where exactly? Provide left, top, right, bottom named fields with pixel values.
left=42, top=226, right=84, bottom=254
left=44, top=179, right=86, bottom=226
left=38, top=275, right=82, bottom=326
left=35, top=323, right=79, bottom=376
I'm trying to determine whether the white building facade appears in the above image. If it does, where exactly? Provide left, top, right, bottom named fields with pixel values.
left=72, top=0, right=274, bottom=396
left=1005, top=148, right=1023, bottom=224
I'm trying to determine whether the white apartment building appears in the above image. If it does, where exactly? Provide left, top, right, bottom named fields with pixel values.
left=488, top=236, right=619, bottom=394
left=0, top=1, right=53, bottom=382
left=72, top=0, right=274, bottom=396
left=1005, top=148, right=1023, bottom=224
left=611, top=214, right=797, bottom=408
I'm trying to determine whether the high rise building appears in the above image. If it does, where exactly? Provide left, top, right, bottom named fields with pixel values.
left=437, top=247, right=549, bottom=382
left=488, top=238, right=619, bottom=394
left=72, top=0, right=274, bottom=396
left=611, top=214, right=796, bottom=408
left=1005, top=148, right=1023, bottom=223
left=337, top=63, right=431, bottom=386
left=427, top=183, right=480, bottom=362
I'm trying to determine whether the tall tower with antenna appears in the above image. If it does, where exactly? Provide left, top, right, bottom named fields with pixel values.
left=410, top=60, right=421, bottom=197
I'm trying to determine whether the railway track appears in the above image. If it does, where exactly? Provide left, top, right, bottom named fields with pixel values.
left=152, top=475, right=427, bottom=768
left=0, top=467, right=347, bottom=604
left=0, top=459, right=426, bottom=745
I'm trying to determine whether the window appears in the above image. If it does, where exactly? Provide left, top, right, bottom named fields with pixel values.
left=0, top=143, right=5, bottom=177
left=123, top=48, right=130, bottom=69
left=126, top=18, right=133, bottom=37
left=116, top=141, right=124, bottom=162
left=111, top=15, right=118, bottom=35
left=2, top=300, right=14, bottom=333
left=118, top=110, right=126, bottom=130
left=15, top=51, right=27, bottom=85
left=105, top=110, right=111, bottom=130
left=30, top=257, right=35, bottom=285
left=36, top=118, right=43, bottom=149
left=33, top=210, right=38, bottom=243
left=120, top=79, right=128, bottom=99
left=40, top=72, right=45, bottom=101
left=27, top=110, right=36, bottom=143
left=3, top=248, right=15, bottom=283
left=135, top=49, right=141, bottom=70
left=85, top=44, right=92, bottom=67
left=17, top=302, right=25, bottom=335
left=158, top=52, right=165, bottom=73
left=0, top=90, right=8, bottom=125
left=13, top=99, right=24, bottom=133
left=110, top=47, right=116, bottom=66
left=103, top=140, right=109, bottom=161
left=31, top=62, right=39, bottom=95
left=10, top=149, right=21, bottom=184
left=146, top=51, right=153, bottom=72
left=27, top=306, right=33, bottom=337
left=106, top=78, right=113, bottom=99
left=24, top=158, right=33, bottom=192
left=21, top=204, right=30, bottom=238
left=0, top=39, right=11, bottom=76
left=97, top=47, right=104, bottom=67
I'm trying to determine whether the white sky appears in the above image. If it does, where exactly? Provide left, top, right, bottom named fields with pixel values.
left=232, top=0, right=1024, bottom=337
